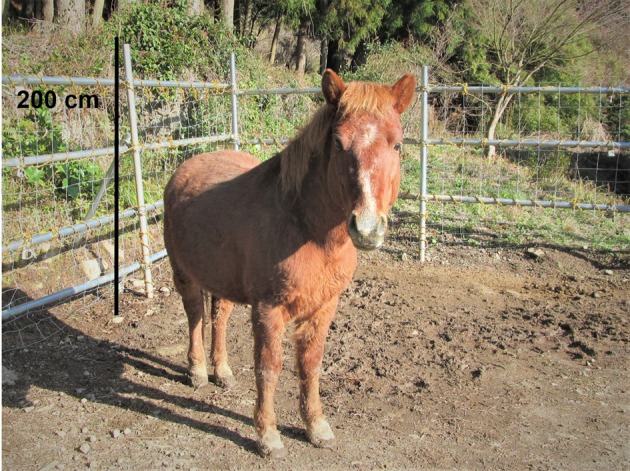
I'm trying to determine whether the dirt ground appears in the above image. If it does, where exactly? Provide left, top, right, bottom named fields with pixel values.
left=2, top=235, right=629, bottom=470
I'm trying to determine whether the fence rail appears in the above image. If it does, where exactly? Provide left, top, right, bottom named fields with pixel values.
left=2, top=48, right=629, bottom=328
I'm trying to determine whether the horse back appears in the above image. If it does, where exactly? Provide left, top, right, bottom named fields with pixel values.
left=164, top=150, right=259, bottom=201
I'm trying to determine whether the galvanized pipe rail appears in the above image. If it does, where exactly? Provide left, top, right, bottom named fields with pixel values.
left=426, top=85, right=630, bottom=94
left=410, top=137, right=630, bottom=150
left=2, top=202, right=164, bottom=255
left=2, top=75, right=230, bottom=90
left=1, top=249, right=168, bottom=321
left=399, top=193, right=630, bottom=213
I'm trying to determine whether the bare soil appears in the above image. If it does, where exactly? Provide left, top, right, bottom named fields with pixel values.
left=3, top=240, right=630, bottom=470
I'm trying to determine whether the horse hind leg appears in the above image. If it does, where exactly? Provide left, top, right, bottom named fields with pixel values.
left=210, top=296, right=236, bottom=389
left=172, top=265, right=208, bottom=389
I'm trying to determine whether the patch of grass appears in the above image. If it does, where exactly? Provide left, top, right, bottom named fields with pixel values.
left=397, top=147, right=629, bottom=252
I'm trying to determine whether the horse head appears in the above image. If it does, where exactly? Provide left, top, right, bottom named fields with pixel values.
left=322, top=70, right=416, bottom=250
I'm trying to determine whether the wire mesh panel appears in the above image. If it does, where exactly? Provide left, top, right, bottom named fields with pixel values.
left=2, top=78, right=116, bottom=349
left=117, top=79, right=235, bottom=292
left=415, top=85, right=630, bottom=254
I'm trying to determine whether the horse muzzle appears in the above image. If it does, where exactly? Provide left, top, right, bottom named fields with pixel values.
left=347, top=210, right=388, bottom=251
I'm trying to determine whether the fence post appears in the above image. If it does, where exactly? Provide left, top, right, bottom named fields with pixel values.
left=123, top=43, right=154, bottom=299
left=419, top=65, right=429, bottom=263
left=230, top=52, right=239, bottom=151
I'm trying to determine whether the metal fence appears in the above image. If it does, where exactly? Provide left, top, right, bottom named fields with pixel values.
left=2, top=51, right=629, bottom=347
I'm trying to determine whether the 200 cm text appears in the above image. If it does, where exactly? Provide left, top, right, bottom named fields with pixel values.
left=17, top=90, right=100, bottom=109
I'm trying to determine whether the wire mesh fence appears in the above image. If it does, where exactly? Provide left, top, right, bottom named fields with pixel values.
left=1, top=78, right=118, bottom=350
left=2, top=51, right=629, bottom=351
left=118, top=72, right=236, bottom=296
left=408, top=80, right=630, bottom=256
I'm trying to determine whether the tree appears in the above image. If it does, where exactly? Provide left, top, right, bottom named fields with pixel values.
left=188, top=0, right=204, bottom=15
left=467, top=0, right=622, bottom=158
left=221, top=0, right=235, bottom=31
left=317, top=0, right=391, bottom=72
left=294, top=15, right=310, bottom=74
left=56, top=0, right=85, bottom=35
left=93, top=0, right=105, bottom=26
left=380, top=0, right=458, bottom=43
left=269, top=10, right=283, bottom=64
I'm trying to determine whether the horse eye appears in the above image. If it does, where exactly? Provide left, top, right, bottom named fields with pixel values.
left=394, top=143, right=402, bottom=152
left=334, top=139, right=343, bottom=151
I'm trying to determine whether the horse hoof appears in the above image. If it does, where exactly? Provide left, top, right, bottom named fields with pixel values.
left=189, top=370, right=209, bottom=389
left=307, top=418, right=336, bottom=448
left=257, top=430, right=286, bottom=459
left=214, top=373, right=236, bottom=389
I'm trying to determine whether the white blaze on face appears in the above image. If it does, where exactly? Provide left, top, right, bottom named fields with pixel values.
left=362, top=124, right=377, bottom=147
left=357, top=125, right=379, bottom=213
left=359, top=168, right=377, bottom=214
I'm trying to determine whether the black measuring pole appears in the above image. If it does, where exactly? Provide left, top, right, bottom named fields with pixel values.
left=114, top=36, right=120, bottom=316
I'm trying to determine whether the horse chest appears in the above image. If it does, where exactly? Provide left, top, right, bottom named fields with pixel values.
left=280, top=242, right=357, bottom=317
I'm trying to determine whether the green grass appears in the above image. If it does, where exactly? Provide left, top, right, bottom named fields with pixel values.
left=396, top=147, right=629, bottom=252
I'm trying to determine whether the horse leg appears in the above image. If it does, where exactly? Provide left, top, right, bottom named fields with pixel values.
left=293, top=297, right=338, bottom=448
left=172, top=265, right=208, bottom=389
left=252, top=303, right=288, bottom=458
left=210, top=296, right=235, bottom=388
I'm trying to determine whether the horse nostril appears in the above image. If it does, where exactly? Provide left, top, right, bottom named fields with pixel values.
left=348, top=212, right=359, bottom=234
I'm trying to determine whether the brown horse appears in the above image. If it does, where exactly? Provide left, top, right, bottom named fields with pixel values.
left=163, top=69, right=415, bottom=457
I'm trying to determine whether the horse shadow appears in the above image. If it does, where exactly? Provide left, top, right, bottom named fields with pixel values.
left=1, top=288, right=307, bottom=456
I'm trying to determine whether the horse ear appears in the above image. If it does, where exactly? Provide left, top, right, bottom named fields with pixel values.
left=322, top=69, right=346, bottom=107
left=391, top=73, right=416, bottom=114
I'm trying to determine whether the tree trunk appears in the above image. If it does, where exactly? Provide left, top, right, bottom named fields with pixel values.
left=221, top=0, right=234, bottom=31
left=318, top=0, right=330, bottom=73
left=42, top=0, right=54, bottom=22
left=319, top=37, right=328, bottom=73
left=24, top=0, right=34, bottom=19
left=269, top=13, right=282, bottom=64
left=294, top=16, right=309, bottom=74
left=486, top=93, right=514, bottom=159
left=56, top=0, right=85, bottom=35
left=244, top=0, right=252, bottom=37
left=326, top=38, right=342, bottom=73
left=351, top=40, right=368, bottom=71
left=92, top=0, right=105, bottom=26
left=2, top=0, right=10, bottom=25
left=188, top=0, right=204, bottom=15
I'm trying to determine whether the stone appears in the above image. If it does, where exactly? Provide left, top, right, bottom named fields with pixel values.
left=525, top=247, right=545, bottom=259
left=81, top=259, right=103, bottom=281
left=2, top=366, right=18, bottom=386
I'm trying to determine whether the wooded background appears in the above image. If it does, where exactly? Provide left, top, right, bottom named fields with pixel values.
left=3, top=0, right=629, bottom=157
left=4, top=0, right=629, bottom=78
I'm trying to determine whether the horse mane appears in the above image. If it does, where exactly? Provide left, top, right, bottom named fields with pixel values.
left=338, top=82, right=395, bottom=118
left=279, top=81, right=395, bottom=196
left=279, top=105, right=334, bottom=196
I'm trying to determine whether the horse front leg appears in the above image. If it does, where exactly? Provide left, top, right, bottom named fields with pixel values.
left=252, top=303, right=288, bottom=458
left=293, top=297, right=338, bottom=448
